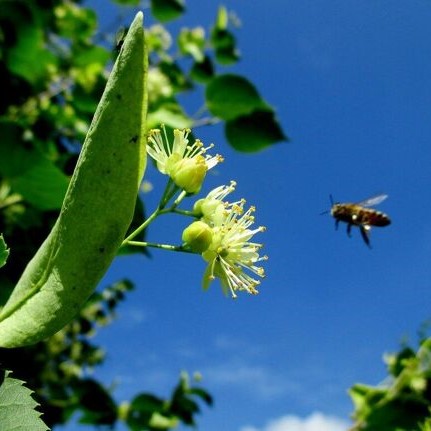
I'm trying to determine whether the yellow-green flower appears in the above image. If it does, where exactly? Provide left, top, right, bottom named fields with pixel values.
left=200, top=194, right=267, bottom=298
left=147, top=126, right=223, bottom=194
left=193, top=181, right=237, bottom=224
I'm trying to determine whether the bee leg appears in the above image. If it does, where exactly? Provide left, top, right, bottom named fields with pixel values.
left=360, top=225, right=372, bottom=248
left=334, top=219, right=340, bottom=230
left=346, top=223, right=352, bottom=237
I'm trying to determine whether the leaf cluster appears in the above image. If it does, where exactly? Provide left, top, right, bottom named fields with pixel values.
left=0, top=0, right=287, bottom=428
left=350, top=337, right=431, bottom=431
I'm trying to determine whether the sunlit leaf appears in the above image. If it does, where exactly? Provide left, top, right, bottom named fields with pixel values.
left=7, top=22, right=56, bottom=84
left=178, top=27, right=206, bottom=62
left=147, top=104, right=193, bottom=130
left=54, top=3, right=97, bottom=41
left=225, top=110, right=287, bottom=152
left=0, top=370, right=49, bottom=431
left=0, top=235, right=9, bottom=269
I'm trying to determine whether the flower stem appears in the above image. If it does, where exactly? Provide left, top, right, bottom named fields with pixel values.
left=121, top=208, right=159, bottom=246
left=124, top=240, right=195, bottom=253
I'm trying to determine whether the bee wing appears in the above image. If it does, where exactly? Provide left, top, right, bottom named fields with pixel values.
left=357, top=194, right=388, bottom=208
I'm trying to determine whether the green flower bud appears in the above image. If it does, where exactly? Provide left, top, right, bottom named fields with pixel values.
left=170, top=155, right=207, bottom=194
left=182, top=221, right=213, bottom=253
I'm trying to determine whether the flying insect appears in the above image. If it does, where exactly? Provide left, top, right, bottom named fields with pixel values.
left=324, top=194, right=391, bottom=247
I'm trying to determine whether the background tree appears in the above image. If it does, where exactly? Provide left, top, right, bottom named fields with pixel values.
left=0, top=0, right=284, bottom=429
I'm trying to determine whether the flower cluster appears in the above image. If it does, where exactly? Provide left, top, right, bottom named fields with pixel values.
left=184, top=182, right=267, bottom=298
left=147, top=126, right=223, bottom=194
left=144, top=126, right=267, bottom=299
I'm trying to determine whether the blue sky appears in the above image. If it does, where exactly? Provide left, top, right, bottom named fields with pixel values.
left=63, top=1, right=431, bottom=430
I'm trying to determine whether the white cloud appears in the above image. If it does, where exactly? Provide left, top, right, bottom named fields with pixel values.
left=239, top=412, right=350, bottom=431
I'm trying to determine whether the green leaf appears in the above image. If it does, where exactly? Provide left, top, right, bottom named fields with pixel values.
left=73, top=45, right=111, bottom=68
left=190, top=56, right=214, bottom=84
left=225, top=110, right=287, bottom=152
left=206, top=74, right=268, bottom=121
left=0, top=12, right=148, bottom=348
left=112, top=0, right=141, bottom=4
left=0, top=235, right=9, bottom=269
left=151, top=0, right=185, bottom=22
left=6, top=10, right=57, bottom=85
left=72, top=379, right=117, bottom=425
left=54, top=3, right=97, bottom=41
left=189, top=387, right=213, bottom=406
left=210, top=6, right=239, bottom=65
left=211, top=28, right=239, bottom=65
left=178, top=27, right=206, bottom=62
left=147, top=103, right=193, bottom=130
left=0, top=123, right=69, bottom=211
left=159, top=60, right=191, bottom=92
left=214, top=5, right=229, bottom=29
left=0, top=370, right=49, bottom=431
left=126, top=394, right=165, bottom=430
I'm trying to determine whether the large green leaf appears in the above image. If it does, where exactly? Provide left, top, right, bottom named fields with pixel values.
left=205, top=74, right=268, bottom=121
left=0, top=11, right=148, bottom=348
left=0, top=370, right=49, bottom=431
left=225, top=110, right=287, bottom=152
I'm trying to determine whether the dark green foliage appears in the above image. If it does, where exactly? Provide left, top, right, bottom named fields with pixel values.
left=206, top=76, right=287, bottom=151
left=350, top=338, right=431, bottom=430
left=226, top=110, right=287, bottom=152
left=0, top=0, right=287, bottom=428
left=125, top=373, right=212, bottom=430
left=151, top=0, right=185, bottom=22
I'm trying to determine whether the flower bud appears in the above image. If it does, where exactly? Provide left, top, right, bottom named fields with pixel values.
left=182, top=221, right=213, bottom=253
left=170, top=155, right=207, bottom=194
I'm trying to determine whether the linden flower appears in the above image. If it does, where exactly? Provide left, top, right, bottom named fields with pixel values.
left=147, top=126, right=223, bottom=194
left=201, top=198, right=267, bottom=298
left=193, top=181, right=237, bottom=224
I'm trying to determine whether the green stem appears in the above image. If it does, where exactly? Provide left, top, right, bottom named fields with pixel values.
left=124, top=240, right=195, bottom=253
left=160, top=179, right=179, bottom=209
left=171, top=208, right=197, bottom=217
left=121, top=208, right=159, bottom=246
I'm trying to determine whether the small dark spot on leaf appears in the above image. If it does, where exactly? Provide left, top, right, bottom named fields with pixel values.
left=129, top=135, right=139, bottom=144
left=99, top=247, right=105, bottom=253
left=116, top=93, right=122, bottom=101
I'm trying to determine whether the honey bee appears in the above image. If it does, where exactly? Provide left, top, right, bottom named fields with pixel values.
left=324, top=194, right=391, bottom=247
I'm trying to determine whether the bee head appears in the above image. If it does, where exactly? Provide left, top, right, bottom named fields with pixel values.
left=320, top=194, right=337, bottom=216
left=330, top=203, right=342, bottom=216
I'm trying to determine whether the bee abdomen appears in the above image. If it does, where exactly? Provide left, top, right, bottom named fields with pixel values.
left=363, top=210, right=391, bottom=227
